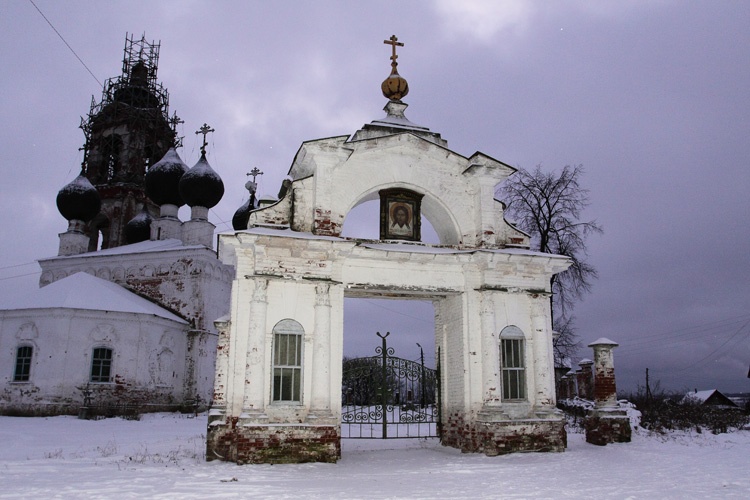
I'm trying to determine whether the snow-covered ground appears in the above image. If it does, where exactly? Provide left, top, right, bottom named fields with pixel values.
left=0, top=413, right=748, bottom=499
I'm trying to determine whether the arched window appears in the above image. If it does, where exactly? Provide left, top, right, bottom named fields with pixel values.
left=272, top=319, right=304, bottom=403
left=90, top=347, right=113, bottom=383
left=13, top=345, right=33, bottom=382
left=500, top=326, right=526, bottom=400
left=87, top=214, right=109, bottom=252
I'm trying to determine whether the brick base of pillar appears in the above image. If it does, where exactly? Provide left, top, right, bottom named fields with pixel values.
left=206, top=419, right=341, bottom=464
left=441, top=411, right=567, bottom=456
left=584, top=409, right=632, bottom=446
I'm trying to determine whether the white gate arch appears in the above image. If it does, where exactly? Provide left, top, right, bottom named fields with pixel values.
left=207, top=99, right=571, bottom=464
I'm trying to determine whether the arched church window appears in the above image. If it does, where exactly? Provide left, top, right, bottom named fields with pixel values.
left=271, top=319, right=304, bottom=403
left=90, top=347, right=113, bottom=383
left=499, top=326, right=526, bottom=400
left=13, top=345, right=33, bottom=382
left=87, top=215, right=109, bottom=252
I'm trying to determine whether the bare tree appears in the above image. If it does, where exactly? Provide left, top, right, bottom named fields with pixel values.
left=499, top=164, right=602, bottom=362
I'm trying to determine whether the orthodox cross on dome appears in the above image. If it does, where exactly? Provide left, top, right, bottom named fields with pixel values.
left=78, top=142, right=89, bottom=175
left=381, top=35, right=409, bottom=101
left=244, top=167, right=263, bottom=200
left=247, top=167, right=264, bottom=183
left=384, top=35, right=404, bottom=72
left=169, top=112, right=184, bottom=147
left=195, top=123, right=215, bottom=155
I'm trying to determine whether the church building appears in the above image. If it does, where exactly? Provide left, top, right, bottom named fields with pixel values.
left=0, top=35, right=231, bottom=416
left=206, top=36, right=571, bottom=463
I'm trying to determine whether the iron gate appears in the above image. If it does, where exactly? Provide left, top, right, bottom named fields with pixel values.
left=341, top=332, right=441, bottom=439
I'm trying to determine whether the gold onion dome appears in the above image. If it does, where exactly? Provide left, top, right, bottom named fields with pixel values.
left=382, top=70, right=409, bottom=101
left=381, top=35, right=409, bottom=101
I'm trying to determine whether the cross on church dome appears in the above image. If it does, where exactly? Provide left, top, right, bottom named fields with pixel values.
left=169, top=111, right=184, bottom=148
left=384, top=35, right=404, bottom=70
left=248, top=167, right=264, bottom=183
left=381, top=35, right=409, bottom=101
left=195, top=123, right=215, bottom=155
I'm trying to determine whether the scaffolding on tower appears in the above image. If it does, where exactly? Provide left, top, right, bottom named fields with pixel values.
left=80, top=33, right=179, bottom=184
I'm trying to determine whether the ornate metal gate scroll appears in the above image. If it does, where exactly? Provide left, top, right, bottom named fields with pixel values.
left=341, top=332, right=441, bottom=439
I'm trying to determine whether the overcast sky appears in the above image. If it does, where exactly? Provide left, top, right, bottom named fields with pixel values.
left=1, top=1, right=748, bottom=394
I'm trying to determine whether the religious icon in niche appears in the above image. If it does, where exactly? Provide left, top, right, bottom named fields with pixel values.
left=379, top=188, right=422, bottom=241
left=389, top=202, right=413, bottom=236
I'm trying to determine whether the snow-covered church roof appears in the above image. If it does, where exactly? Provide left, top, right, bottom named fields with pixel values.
left=41, top=238, right=207, bottom=262
left=0, top=272, right=187, bottom=324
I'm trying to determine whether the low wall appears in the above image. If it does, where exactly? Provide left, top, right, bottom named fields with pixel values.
left=206, top=418, right=340, bottom=464
left=441, top=410, right=566, bottom=455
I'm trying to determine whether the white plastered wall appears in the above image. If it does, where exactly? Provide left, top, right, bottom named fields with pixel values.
left=216, top=230, right=568, bottom=426
left=284, top=134, right=520, bottom=247
left=0, top=308, right=191, bottom=413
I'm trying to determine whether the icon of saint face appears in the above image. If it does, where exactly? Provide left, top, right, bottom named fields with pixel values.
left=394, top=206, right=409, bottom=228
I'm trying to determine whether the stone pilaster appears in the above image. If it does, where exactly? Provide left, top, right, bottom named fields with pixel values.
left=530, top=295, right=556, bottom=411
left=310, top=282, right=333, bottom=417
left=241, top=278, right=268, bottom=418
left=480, top=292, right=500, bottom=404
left=208, top=315, right=231, bottom=424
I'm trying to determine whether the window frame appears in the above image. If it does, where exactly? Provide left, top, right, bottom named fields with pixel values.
left=271, top=319, right=304, bottom=404
left=13, top=345, right=33, bottom=382
left=90, top=347, right=114, bottom=383
left=499, top=326, right=527, bottom=401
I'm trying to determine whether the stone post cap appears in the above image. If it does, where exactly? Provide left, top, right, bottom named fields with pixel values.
left=578, top=358, right=593, bottom=366
left=588, top=338, right=619, bottom=348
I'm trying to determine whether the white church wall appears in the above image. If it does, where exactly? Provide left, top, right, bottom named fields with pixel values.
left=0, top=308, right=192, bottom=416
left=38, top=244, right=233, bottom=333
left=187, top=329, right=218, bottom=408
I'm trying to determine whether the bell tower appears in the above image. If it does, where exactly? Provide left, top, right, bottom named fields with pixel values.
left=80, top=33, right=177, bottom=250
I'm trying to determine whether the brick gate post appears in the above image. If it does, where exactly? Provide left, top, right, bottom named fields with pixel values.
left=584, top=338, right=631, bottom=446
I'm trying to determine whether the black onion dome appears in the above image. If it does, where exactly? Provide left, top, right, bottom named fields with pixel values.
left=232, top=180, right=257, bottom=230
left=124, top=207, right=152, bottom=244
left=231, top=199, right=250, bottom=230
left=56, top=173, right=101, bottom=222
left=232, top=198, right=252, bottom=230
left=179, top=153, right=225, bottom=208
left=145, top=148, right=189, bottom=206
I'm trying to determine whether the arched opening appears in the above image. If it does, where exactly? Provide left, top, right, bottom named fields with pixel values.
left=87, top=214, right=110, bottom=252
left=340, top=184, right=460, bottom=244
left=341, top=200, right=439, bottom=243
